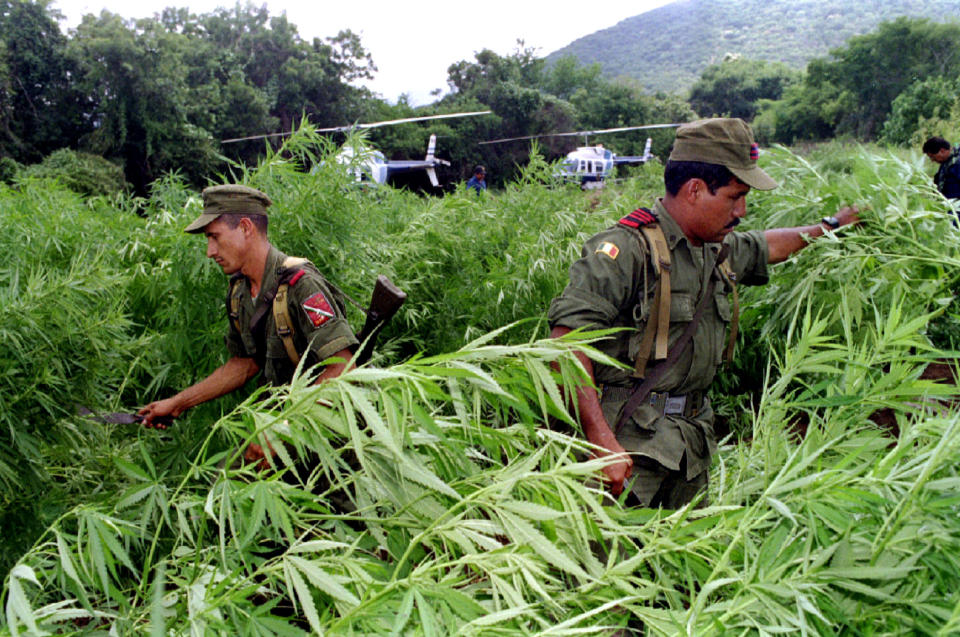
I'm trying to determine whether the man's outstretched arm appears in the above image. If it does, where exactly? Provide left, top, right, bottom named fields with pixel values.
left=765, top=205, right=860, bottom=264
left=138, top=356, right=260, bottom=428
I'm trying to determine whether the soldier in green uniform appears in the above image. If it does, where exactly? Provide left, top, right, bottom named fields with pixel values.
left=139, top=185, right=358, bottom=445
left=549, top=118, right=860, bottom=508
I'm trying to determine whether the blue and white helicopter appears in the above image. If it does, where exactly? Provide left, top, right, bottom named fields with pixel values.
left=481, top=123, right=681, bottom=189
left=334, top=132, right=449, bottom=187
left=223, top=111, right=492, bottom=187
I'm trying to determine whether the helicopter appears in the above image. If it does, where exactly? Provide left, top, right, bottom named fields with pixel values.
left=222, top=111, right=492, bottom=187
left=335, top=133, right=449, bottom=187
left=480, top=123, right=681, bottom=189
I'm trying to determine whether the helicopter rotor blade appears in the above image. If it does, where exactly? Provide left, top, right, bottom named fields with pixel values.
left=222, top=111, right=492, bottom=144
left=221, top=131, right=296, bottom=144
left=478, top=122, right=682, bottom=145
left=317, top=110, right=492, bottom=133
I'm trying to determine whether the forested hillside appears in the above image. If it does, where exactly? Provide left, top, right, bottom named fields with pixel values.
left=548, top=0, right=960, bottom=94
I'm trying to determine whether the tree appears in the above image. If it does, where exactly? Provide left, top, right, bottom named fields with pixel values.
left=815, top=17, right=960, bottom=139
left=538, top=55, right=603, bottom=101
left=60, top=4, right=378, bottom=193
left=443, top=46, right=693, bottom=184
left=688, top=57, right=800, bottom=121
left=0, top=0, right=87, bottom=162
left=881, top=76, right=960, bottom=146
left=756, top=59, right=847, bottom=144
left=68, top=11, right=211, bottom=194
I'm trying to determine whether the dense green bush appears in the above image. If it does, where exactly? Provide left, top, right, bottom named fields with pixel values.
left=0, top=157, right=19, bottom=184
left=18, top=148, right=128, bottom=197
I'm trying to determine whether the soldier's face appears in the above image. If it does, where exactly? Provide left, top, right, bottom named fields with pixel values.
left=689, top=178, right=750, bottom=244
left=204, top=217, right=247, bottom=274
left=927, top=148, right=951, bottom=163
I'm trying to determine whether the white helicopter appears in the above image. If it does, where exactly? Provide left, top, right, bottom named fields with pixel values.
left=222, top=111, right=492, bottom=187
left=334, top=132, right=449, bottom=187
left=481, top=123, right=681, bottom=189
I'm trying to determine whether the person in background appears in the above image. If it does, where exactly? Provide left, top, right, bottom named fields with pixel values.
left=466, top=165, right=487, bottom=194
left=549, top=118, right=860, bottom=509
left=922, top=137, right=960, bottom=207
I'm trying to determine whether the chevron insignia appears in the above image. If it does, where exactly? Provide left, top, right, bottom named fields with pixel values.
left=618, top=207, right=657, bottom=228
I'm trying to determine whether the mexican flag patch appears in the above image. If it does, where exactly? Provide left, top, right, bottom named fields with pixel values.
left=595, top=242, right=620, bottom=260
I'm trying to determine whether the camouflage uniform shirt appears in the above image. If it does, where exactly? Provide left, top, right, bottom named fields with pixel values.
left=225, top=246, right=358, bottom=386
left=548, top=199, right=769, bottom=480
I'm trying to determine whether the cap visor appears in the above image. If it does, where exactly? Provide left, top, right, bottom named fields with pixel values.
left=730, top=165, right=778, bottom=190
left=183, top=212, right=220, bottom=234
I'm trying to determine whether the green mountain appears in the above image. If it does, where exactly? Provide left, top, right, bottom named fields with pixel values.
left=547, top=0, right=960, bottom=94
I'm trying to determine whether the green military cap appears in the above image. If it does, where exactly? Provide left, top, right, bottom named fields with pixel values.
left=668, top=118, right=778, bottom=190
left=184, top=184, right=272, bottom=234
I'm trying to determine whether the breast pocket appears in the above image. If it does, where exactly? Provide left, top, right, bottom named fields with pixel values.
left=263, top=334, right=297, bottom=386
left=266, top=334, right=290, bottom=361
left=671, top=292, right=695, bottom=323
left=627, top=292, right=695, bottom=367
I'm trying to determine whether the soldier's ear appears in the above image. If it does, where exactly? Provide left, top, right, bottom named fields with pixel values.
left=682, top=177, right=704, bottom=202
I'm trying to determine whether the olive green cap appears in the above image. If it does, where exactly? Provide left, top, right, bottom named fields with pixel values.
left=668, top=118, right=778, bottom=190
left=184, top=184, right=272, bottom=234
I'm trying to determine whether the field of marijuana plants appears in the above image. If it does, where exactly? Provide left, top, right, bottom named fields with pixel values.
left=3, top=131, right=960, bottom=635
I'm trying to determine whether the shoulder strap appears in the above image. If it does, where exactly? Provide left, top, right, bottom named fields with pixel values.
left=282, top=256, right=308, bottom=270
left=271, top=256, right=311, bottom=366
left=619, top=208, right=671, bottom=378
left=273, top=281, right=301, bottom=365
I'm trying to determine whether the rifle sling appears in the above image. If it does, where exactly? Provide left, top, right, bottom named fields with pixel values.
left=614, top=244, right=729, bottom=435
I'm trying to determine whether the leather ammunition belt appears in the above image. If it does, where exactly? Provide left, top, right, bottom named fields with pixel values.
left=602, top=385, right=703, bottom=418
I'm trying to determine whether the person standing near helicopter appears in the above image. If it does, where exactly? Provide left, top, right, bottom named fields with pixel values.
left=466, top=165, right=487, bottom=193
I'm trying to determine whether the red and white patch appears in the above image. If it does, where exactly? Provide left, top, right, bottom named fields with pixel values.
left=302, top=292, right=335, bottom=327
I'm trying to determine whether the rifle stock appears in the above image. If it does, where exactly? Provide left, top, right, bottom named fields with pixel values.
left=354, top=275, right=406, bottom=366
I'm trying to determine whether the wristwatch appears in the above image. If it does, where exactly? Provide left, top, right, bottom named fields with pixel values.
left=821, top=215, right=840, bottom=229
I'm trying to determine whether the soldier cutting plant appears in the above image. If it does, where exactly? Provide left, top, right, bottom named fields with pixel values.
left=549, top=118, right=860, bottom=508
left=138, top=185, right=360, bottom=464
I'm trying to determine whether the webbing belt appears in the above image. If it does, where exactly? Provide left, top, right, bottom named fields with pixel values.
left=603, top=385, right=703, bottom=418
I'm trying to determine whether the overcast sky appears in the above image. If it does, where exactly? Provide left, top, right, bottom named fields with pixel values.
left=51, top=0, right=675, bottom=105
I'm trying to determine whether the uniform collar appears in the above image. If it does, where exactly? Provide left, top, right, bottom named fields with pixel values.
left=253, top=245, right=285, bottom=299
left=652, top=199, right=688, bottom=250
